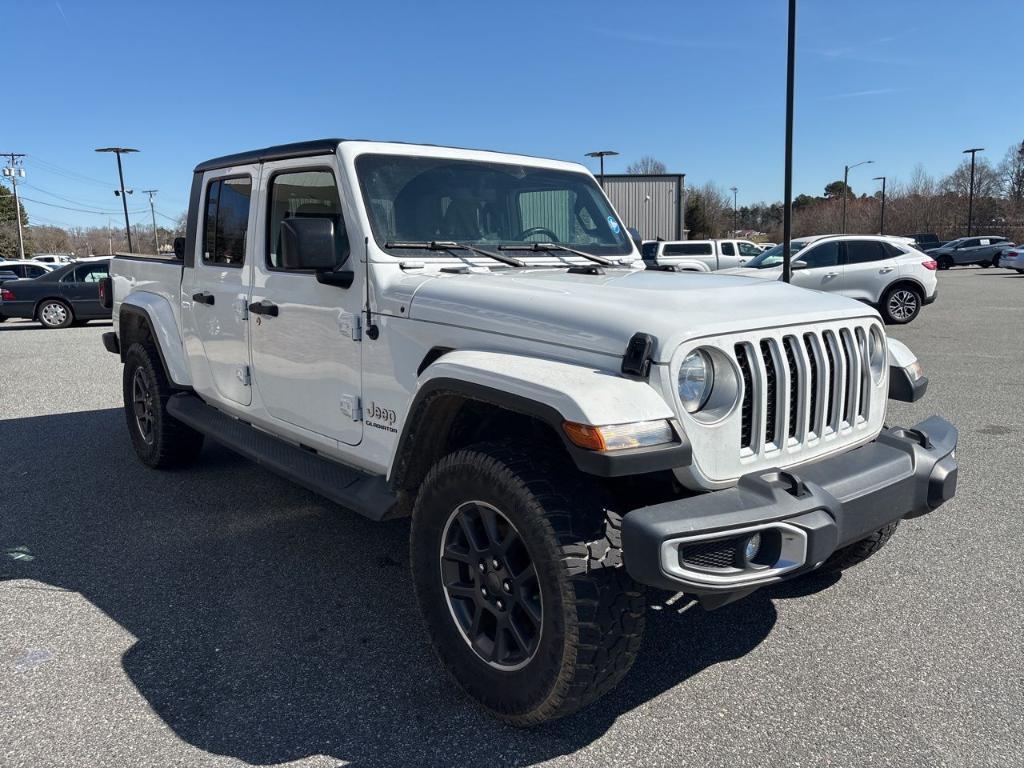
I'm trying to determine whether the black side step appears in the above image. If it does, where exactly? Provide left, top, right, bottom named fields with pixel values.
left=167, top=393, right=397, bottom=521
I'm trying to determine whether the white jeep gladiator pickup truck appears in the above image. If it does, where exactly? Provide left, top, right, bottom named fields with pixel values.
left=641, top=238, right=764, bottom=272
left=101, top=139, right=959, bottom=726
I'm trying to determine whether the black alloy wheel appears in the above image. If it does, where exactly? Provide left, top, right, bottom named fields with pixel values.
left=440, top=500, right=542, bottom=671
left=131, top=366, right=156, bottom=445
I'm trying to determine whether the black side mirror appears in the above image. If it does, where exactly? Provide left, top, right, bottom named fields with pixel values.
left=280, top=218, right=340, bottom=271
left=627, top=226, right=642, bottom=250
left=173, top=237, right=185, bottom=260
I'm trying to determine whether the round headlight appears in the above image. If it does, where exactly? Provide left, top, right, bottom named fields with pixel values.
left=678, top=349, right=714, bottom=413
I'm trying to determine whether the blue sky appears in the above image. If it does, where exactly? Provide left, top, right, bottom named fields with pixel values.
left=5, top=0, right=1023, bottom=229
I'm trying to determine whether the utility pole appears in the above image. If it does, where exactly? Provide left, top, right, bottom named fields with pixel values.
left=963, top=147, right=984, bottom=236
left=781, top=0, right=796, bottom=284
left=143, top=189, right=160, bottom=253
left=585, top=150, right=619, bottom=189
left=729, top=186, right=738, bottom=237
left=1, top=152, right=27, bottom=259
left=841, top=159, right=873, bottom=234
left=873, top=176, right=886, bottom=235
left=95, top=147, right=138, bottom=253
left=107, top=218, right=113, bottom=256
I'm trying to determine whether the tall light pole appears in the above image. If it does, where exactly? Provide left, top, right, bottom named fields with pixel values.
left=95, top=147, right=138, bottom=253
left=963, top=147, right=984, bottom=237
left=781, top=0, right=797, bottom=283
left=585, top=150, right=618, bottom=188
left=873, top=176, right=886, bottom=235
left=1, top=153, right=27, bottom=259
left=841, top=159, right=873, bottom=233
left=729, top=186, right=738, bottom=236
left=143, top=189, right=160, bottom=253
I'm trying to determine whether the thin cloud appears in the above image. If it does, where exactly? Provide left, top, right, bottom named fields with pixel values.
left=821, top=88, right=901, bottom=101
left=55, top=2, right=70, bottom=28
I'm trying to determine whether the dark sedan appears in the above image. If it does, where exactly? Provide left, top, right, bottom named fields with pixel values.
left=0, top=259, right=111, bottom=328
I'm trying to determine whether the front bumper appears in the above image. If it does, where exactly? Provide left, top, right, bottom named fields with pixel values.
left=622, top=416, right=958, bottom=607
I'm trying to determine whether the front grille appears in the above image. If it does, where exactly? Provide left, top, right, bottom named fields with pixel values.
left=735, top=323, right=875, bottom=458
left=680, top=538, right=739, bottom=570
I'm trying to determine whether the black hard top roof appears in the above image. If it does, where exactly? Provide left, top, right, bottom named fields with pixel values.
left=193, top=139, right=347, bottom=173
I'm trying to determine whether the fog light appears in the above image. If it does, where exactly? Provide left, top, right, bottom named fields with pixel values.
left=742, top=533, right=762, bottom=563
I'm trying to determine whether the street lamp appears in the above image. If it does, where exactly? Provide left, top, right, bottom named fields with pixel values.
left=729, top=186, right=738, bottom=236
left=585, top=150, right=618, bottom=188
left=872, top=176, right=886, bottom=235
left=963, top=147, right=984, bottom=237
left=95, top=147, right=139, bottom=253
left=841, top=159, right=873, bottom=233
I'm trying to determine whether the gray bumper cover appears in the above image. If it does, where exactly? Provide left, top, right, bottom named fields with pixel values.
left=622, top=416, right=958, bottom=606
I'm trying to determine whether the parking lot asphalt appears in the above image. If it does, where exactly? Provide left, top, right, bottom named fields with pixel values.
left=1, top=268, right=1022, bottom=768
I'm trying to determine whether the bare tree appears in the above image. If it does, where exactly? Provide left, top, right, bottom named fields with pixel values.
left=1000, top=141, right=1024, bottom=203
left=625, top=156, right=668, bottom=175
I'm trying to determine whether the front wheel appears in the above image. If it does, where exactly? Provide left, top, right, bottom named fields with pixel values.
left=815, top=521, right=899, bottom=574
left=411, top=444, right=645, bottom=726
left=881, top=284, right=922, bottom=324
left=122, top=342, right=204, bottom=468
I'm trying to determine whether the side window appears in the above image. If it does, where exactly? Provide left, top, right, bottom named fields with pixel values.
left=202, top=176, right=252, bottom=266
left=641, top=241, right=659, bottom=259
left=799, top=241, right=840, bottom=268
left=738, top=241, right=762, bottom=257
left=79, top=263, right=109, bottom=282
left=978, top=238, right=991, bottom=246
left=720, top=242, right=735, bottom=256
left=267, top=169, right=348, bottom=270
left=663, top=242, right=713, bottom=256
left=844, top=240, right=885, bottom=265
left=27, top=265, right=47, bottom=277
left=881, top=242, right=905, bottom=258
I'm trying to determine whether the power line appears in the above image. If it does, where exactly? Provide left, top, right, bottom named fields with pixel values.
left=22, top=182, right=129, bottom=212
left=1, top=152, right=27, bottom=258
left=26, top=155, right=112, bottom=188
left=19, top=195, right=148, bottom=215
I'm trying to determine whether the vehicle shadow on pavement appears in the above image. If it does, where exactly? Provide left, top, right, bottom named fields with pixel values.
left=0, top=408, right=838, bottom=767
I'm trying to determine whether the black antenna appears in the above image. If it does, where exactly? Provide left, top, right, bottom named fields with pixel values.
left=364, top=236, right=379, bottom=340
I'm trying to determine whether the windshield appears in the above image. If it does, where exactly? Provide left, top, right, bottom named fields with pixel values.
left=356, top=154, right=633, bottom=257
left=744, top=240, right=810, bottom=268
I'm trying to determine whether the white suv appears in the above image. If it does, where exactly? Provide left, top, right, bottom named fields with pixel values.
left=724, top=235, right=938, bottom=324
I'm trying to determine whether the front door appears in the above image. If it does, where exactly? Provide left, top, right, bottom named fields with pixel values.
left=248, top=160, right=363, bottom=446
left=790, top=240, right=844, bottom=293
left=182, top=166, right=258, bottom=407
left=840, top=239, right=895, bottom=303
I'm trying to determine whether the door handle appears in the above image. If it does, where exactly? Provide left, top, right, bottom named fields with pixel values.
left=248, top=300, right=279, bottom=317
left=824, top=272, right=839, bottom=278
left=192, top=291, right=215, bottom=305
left=880, top=266, right=895, bottom=274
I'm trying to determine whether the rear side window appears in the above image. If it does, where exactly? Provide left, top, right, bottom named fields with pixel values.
left=844, top=240, right=886, bottom=264
left=26, top=265, right=47, bottom=277
left=267, top=169, right=348, bottom=270
left=663, top=242, right=712, bottom=256
left=721, top=242, right=735, bottom=256
left=62, top=263, right=109, bottom=283
left=881, top=242, right=905, bottom=258
left=203, top=176, right=252, bottom=266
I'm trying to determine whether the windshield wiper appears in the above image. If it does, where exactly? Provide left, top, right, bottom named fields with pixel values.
left=384, top=240, right=525, bottom=268
left=498, top=242, right=615, bottom=266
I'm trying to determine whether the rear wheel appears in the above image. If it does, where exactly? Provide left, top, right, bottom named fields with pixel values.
left=937, top=255, right=953, bottom=270
left=122, top=342, right=204, bottom=468
left=881, top=284, right=921, bottom=324
left=37, top=299, right=73, bottom=329
left=411, top=443, right=645, bottom=726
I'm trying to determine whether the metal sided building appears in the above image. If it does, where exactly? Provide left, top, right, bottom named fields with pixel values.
left=602, top=173, right=686, bottom=241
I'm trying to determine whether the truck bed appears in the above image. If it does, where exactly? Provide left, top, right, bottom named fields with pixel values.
left=110, top=252, right=185, bottom=335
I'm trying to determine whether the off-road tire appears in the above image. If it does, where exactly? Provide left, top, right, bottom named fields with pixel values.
left=816, top=521, right=899, bottom=574
left=410, top=443, right=645, bottom=726
left=122, top=342, right=204, bottom=468
left=37, top=299, right=73, bottom=329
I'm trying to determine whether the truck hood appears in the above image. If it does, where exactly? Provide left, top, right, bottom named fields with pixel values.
left=405, top=267, right=876, bottom=362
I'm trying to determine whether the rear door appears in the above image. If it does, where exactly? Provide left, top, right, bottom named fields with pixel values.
left=790, top=240, right=843, bottom=292
left=247, top=158, right=363, bottom=446
left=60, top=261, right=110, bottom=317
left=717, top=241, right=742, bottom=269
left=181, top=166, right=258, bottom=407
left=953, top=237, right=980, bottom=264
left=840, top=239, right=894, bottom=302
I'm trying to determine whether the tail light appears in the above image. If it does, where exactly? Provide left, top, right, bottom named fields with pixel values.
left=1, top=288, right=14, bottom=301
left=98, top=276, right=113, bottom=309
left=922, top=260, right=937, bottom=270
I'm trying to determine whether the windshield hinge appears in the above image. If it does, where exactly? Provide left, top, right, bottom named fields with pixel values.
left=340, top=394, right=362, bottom=421
left=235, top=365, right=251, bottom=386
left=338, top=311, right=362, bottom=341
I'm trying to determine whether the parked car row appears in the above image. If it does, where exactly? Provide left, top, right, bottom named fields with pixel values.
left=926, top=236, right=1014, bottom=269
left=0, top=257, right=111, bottom=328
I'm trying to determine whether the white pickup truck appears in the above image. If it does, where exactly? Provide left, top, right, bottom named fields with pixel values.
left=102, top=139, right=958, bottom=726
left=641, top=238, right=764, bottom=271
